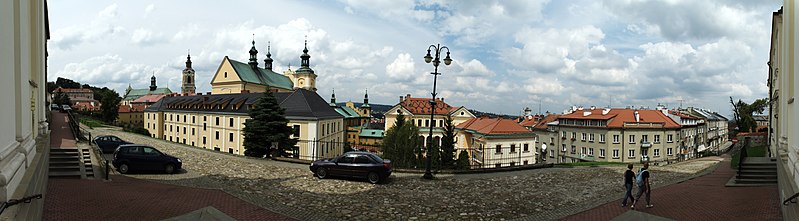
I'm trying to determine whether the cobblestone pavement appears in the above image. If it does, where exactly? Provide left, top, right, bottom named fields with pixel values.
left=89, top=127, right=720, bottom=221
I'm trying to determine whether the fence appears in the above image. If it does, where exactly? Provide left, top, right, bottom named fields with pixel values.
left=469, top=146, right=541, bottom=169
left=285, top=140, right=380, bottom=161
left=65, top=110, right=88, bottom=141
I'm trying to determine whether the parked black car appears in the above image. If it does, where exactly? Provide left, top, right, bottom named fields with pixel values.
left=93, top=135, right=132, bottom=153
left=112, top=144, right=182, bottom=174
left=309, top=151, right=392, bottom=184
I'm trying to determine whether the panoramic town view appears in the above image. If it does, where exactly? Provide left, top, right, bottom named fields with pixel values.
left=2, top=0, right=798, bottom=220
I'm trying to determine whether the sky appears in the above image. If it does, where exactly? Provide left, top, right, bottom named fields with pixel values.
left=47, top=0, right=784, bottom=118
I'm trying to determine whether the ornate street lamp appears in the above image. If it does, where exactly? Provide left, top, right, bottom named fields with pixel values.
left=422, top=44, right=452, bottom=179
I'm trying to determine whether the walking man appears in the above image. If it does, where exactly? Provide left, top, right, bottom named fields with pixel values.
left=632, top=162, right=653, bottom=209
left=622, top=164, right=635, bottom=207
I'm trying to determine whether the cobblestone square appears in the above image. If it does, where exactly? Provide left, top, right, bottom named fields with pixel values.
left=89, top=127, right=720, bottom=221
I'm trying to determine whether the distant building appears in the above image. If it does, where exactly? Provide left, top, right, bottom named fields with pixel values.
left=329, top=90, right=378, bottom=147
left=52, top=87, right=101, bottom=111
left=143, top=89, right=344, bottom=160
left=456, top=117, right=537, bottom=168
left=121, top=75, right=173, bottom=105
left=384, top=94, right=476, bottom=148
left=210, top=40, right=316, bottom=94
left=680, top=107, right=729, bottom=153
left=527, top=113, right=560, bottom=162
left=117, top=104, right=146, bottom=125
left=181, top=52, right=196, bottom=94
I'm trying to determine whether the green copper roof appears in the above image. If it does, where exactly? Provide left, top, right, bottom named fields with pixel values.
left=334, top=106, right=361, bottom=118
left=228, top=59, right=294, bottom=90
left=359, top=129, right=384, bottom=138
left=123, top=88, right=172, bottom=101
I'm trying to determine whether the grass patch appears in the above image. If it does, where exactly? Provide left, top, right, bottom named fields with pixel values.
left=731, top=145, right=767, bottom=169
left=80, top=118, right=108, bottom=128
left=560, top=161, right=627, bottom=167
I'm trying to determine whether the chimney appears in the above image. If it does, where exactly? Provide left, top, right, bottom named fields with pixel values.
left=590, top=106, right=596, bottom=110
left=634, top=111, right=640, bottom=122
left=583, top=111, right=591, bottom=117
left=406, top=94, right=411, bottom=100
left=602, top=108, right=610, bottom=115
left=399, top=96, right=403, bottom=103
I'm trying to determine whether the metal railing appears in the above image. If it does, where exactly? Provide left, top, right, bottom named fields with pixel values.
left=737, top=140, right=749, bottom=177
left=65, top=110, right=87, bottom=141
left=286, top=140, right=379, bottom=161
left=470, top=146, right=538, bottom=169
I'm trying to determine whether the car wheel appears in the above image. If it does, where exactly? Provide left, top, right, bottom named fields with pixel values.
left=164, top=164, right=175, bottom=174
left=118, top=163, right=129, bottom=174
left=316, top=168, right=328, bottom=179
left=367, top=172, right=380, bottom=184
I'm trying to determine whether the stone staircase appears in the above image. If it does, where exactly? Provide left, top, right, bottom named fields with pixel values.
left=729, top=157, right=777, bottom=186
left=49, top=148, right=94, bottom=179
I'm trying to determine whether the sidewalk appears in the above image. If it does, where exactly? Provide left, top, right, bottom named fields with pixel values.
left=44, top=111, right=295, bottom=221
left=561, top=154, right=782, bottom=221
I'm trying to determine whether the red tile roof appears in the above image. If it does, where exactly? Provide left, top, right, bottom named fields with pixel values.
left=519, top=115, right=542, bottom=127
left=400, top=97, right=454, bottom=115
left=53, top=88, right=93, bottom=93
left=669, top=110, right=697, bottom=119
left=532, top=114, right=560, bottom=130
left=559, top=109, right=680, bottom=129
left=118, top=104, right=146, bottom=113
left=456, top=117, right=534, bottom=135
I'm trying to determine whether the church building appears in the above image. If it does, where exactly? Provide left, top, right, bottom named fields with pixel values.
left=210, top=40, right=317, bottom=94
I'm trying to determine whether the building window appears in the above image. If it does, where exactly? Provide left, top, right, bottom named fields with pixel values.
left=561, top=131, right=566, bottom=138
left=293, top=125, right=300, bottom=137
left=581, top=147, right=586, bottom=154
left=612, top=149, right=619, bottom=158
left=654, top=149, right=661, bottom=157
left=496, top=145, right=502, bottom=153
left=183, top=126, right=187, bottom=134
left=642, top=135, right=649, bottom=143
left=589, top=148, right=594, bottom=156
left=523, top=144, right=529, bottom=152
left=571, top=145, right=576, bottom=154
left=425, top=120, right=430, bottom=127
left=600, top=149, right=605, bottom=158
left=191, top=128, right=195, bottom=135
left=183, top=139, right=186, bottom=144
left=229, top=148, right=234, bottom=154
left=654, top=135, right=660, bottom=143
left=628, top=150, right=635, bottom=158
left=203, top=136, right=206, bottom=145
left=510, top=144, right=516, bottom=153
left=562, top=144, right=566, bottom=152
left=216, top=117, right=220, bottom=126
left=571, top=132, right=577, bottom=139
left=495, top=163, right=501, bottom=168
left=667, top=134, right=673, bottom=143
left=629, top=135, right=635, bottom=144
left=183, top=115, right=186, bottom=123
left=523, top=160, right=528, bottom=165
left=170, top=114, right=173, bottom=121
left=599, top=134, right=605, bottom=143
left=224, top=72, right=227, bottom=78
left=203, top=116, right=207, bottom=121
left=192, top=116, right=195, bottom=124
left=215, top=131, right=219, bottom=140
left=667, top=148, right=673, bottom=156
left=550, top=150, right=554, bottom=158
left=170, top=125, right=173, bottom=132
left=589, top=134, right=595, bottom=142
left=203, top=123, right=207, bottom=131
left=613, top=135, right=619, bottom=144
left=169, top=136, right=172, bottom=141
left=229, top=118, right=234, bottom=127
left=229, top=133, right=234, bottom=142
left=581, top=133, right=586, bottom=141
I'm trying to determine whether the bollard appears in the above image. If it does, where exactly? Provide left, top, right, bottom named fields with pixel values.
left=105, top=160, right=110, bottom=180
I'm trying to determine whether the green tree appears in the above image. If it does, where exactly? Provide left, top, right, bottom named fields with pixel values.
left=96, top=88, right=121, bottom=122
left=730, top=97, right=768, bottom=133
left=243, top=91, right=297, bottom=158
left=53, top=91, right=71, bottom=106
left=381, top=119, right=422, bottom=168
left=395, top=111, right=406, bottom=128
left=440, top=115, right=457, bottom=169
left=456, top=150, right=471, bottom=169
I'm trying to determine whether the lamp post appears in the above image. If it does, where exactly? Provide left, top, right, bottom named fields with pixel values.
left=422, top=44, right=452, bottom=179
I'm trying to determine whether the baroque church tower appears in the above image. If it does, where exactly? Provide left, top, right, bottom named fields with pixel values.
left=181, top=51, right=196, bottom=94
left=289, top=39, right=317, bottom=91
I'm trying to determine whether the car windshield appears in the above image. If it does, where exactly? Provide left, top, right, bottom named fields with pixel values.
left=142, top=147, right=161, bottom=156
left=366, top=154, right=384, bottom=162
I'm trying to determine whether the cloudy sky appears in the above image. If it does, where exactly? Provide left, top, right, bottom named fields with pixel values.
left=48, top=0, right=783, bottom=117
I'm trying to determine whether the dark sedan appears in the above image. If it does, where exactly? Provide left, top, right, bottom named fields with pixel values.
left=309, top=151, right=392, bottom=184
left=113, top=144, right=182, bottom=174
left=93, top=135, right=132, bottom=153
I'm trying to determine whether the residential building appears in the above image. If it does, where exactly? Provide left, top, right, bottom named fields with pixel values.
left=117, top=104, right=146, bottom=125
left=131, top=93, right=167, bottom=108
left=384, top=94, right=476, bottom=147
left=52, top=87, right=101, bottom=111
left=768, top=5, right=799, bottom=220
left=210, top=40, right=315, bottom=94
left=667, top=110, right=703, bottom=160
left=526, top=114, right=560, bottom=163
left=0, top=0, right=49, bottom=219
left=144, top=89, right=344, bottom=160
left=551, top=107, right=681, bottom=163
left=329, top=90, right=375, bottom=145
left=456, top=117, right=537, bottom=168
left=681, top=107, right=730, bottom=153
left=121, top=75, right=173, bottom=105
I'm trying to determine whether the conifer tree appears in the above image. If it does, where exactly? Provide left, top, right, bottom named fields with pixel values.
left=243, top=91, right=297, bottom=158
left=456, top=150, right=471, bottom=169
left=381, top=113, right=421, bottom=168
left=440, top=115, right=456, bottom=169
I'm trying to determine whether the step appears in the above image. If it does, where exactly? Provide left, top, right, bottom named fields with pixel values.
left=50, top=149, right=79, bottom=153
left=50, top=161, right=78, bottom=166
left=741, top=162, right=777, bottom=167
left=49, top=171, right=83, bottom=178
left=736, top=174, right=778, bottom=179
left=739, top=166, right=777, bottom=170
left=735, top=178, right=778, bottom=184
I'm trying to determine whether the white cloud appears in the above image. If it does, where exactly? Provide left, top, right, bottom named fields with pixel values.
left=144, top=4, right=155, bottom=18
left=385, top=53, right=416, bottom=81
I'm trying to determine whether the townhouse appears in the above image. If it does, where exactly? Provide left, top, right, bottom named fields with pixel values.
left=456, top=117, right=537, bottom=168
left=384, top=94, right=476, bottom=147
